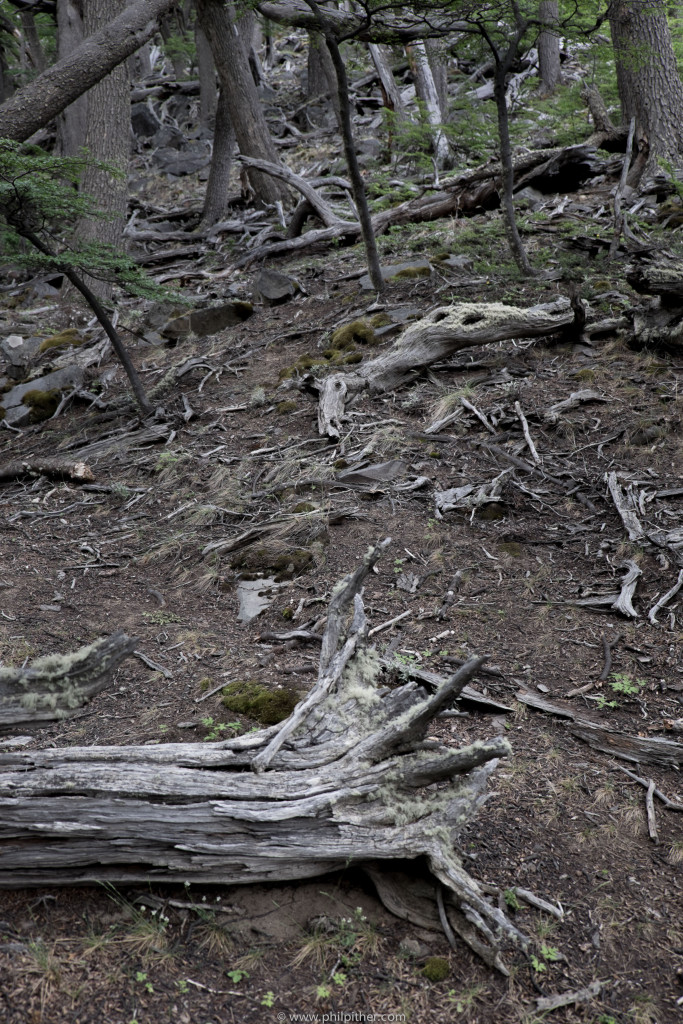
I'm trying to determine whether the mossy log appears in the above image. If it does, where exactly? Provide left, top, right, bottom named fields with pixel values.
left=0, top=633, right=136, bottom=732
left=316, top=297, right=574, bottom=438
left=0, top=543, right=523, bottom=971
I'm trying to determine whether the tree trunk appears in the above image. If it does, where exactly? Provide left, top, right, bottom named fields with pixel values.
left=406, top=41, right=450, bottom=168
left=306, top=31, right=338, bottom=122
left=195, top=0, right=287, bottom=207
left=0, top=0, right=176, bottom=144
left=493, top=61, right=533, bottom=275
left=538, top=0, right=561, bottom=94
left=195, top=20, right=217, bottom=137
left=368, top=43, right=404, bottom=118
left=56, top=0, right=87, bottom=156
left=19, top=10, right=47, bottom=73
left=0, top=545, right=524, bottom=972
left=201, top=87, right=235, bottom=225
left=75, top=0, right=130, bottom=300
left=609, top=0, right=683, bottom=176
left=0, top=633, right=135, bottom=733
left=325, top=33, right=384, bottom=293
left=427, top=38, right=448, bottom=121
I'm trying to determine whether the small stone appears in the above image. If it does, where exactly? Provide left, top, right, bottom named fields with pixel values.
left=176, top=721, right=197, bottom=730
left=359, top=260, right=432, bottom=291
left=400, top=937, right=431, bottom=958
left=253, top=269, right=300, bottom=306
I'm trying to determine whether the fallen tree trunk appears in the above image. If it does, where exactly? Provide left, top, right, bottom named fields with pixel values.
left=0, top=633, right=136, bottom=732
left=233, top=144, right=615, bottom=267
left=315, top=297, right=574, bottom=438
left=0, top=543, right=523, bottom=970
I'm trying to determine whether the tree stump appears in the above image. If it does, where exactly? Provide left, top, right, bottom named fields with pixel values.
left=0, top=542, right=524, bottom=971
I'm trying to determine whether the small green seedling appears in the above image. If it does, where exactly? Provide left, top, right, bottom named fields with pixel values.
left=226, top=969, right=249, bottom=984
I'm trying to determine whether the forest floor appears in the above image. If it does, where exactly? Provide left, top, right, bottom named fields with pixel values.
left=1, top=179, right=683, bottom=1024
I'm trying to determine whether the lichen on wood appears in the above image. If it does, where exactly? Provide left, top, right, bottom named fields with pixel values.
left=0, top=545, right=524, bottom=970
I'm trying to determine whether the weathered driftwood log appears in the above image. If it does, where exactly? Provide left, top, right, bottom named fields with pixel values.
left=0, top=543, right=524, bottom=971
left=315, top=297, right=574, bottom=438
left=0, top=633, right=136, bottom=733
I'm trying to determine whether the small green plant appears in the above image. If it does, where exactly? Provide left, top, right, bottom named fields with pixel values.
left=540, top=944, right=560, bottom=962
left=135, top=971, right=154, bottom=994
left=332, top=971, right=347, bottom=986
left=201, top=716, right=241, bottom=741
left=226, top=969, right=249, bottom=984
left=595, top=695, right=619, bottom=710
left=504, top=888, right=520, bottom=911
left=531, top=944, right=561, bottom=972
left=530, top=954, right=546, bottom=973
left=261, top=991, right=275, bottom=1007
left=609, top=672, right=644, bottom=697
left=316, top=983, right=332, bottom=1000
left=177, top=978, right=189, bottom=994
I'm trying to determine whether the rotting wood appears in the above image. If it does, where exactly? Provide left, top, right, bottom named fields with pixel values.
left=315, top=298, right=574, bottom=438
left=645, top=779, right=659, bottom=843
left=0, top=544, right=526, bottom=968
left=0, top=633, right=136, bottom=732
left=648, top=568, right=683, bottom=625
left=535, top=981, right=602, bottom=1014
left=516, top=689, right=683, bottom=766
left=0, top=458, right=95, bottom=484
left=233, top=143, right=615, bottom=267
left=616, top=766, right=683, bottom=811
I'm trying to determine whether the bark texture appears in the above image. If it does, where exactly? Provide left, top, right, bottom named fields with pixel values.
left=56, top=0, right=87, bottom=156
left=76, top=0, right=130, bottom=299
left=201, top=87, right=236, bottom=225
left=0, top=546, right=524, bottom=971
left=609, top=0, right=683, bottom=174
left=0, top=0, right=176, bottom=143
left=538, top=0, right=561, bottom=94
left=196, top=0, right=287, bottom=206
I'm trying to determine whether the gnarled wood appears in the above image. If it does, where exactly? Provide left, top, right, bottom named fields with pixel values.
left=0, top=545, right=523, bottom=968
left=316, top=297, right=574, bottom=438
left=0, top=633, right=136, bottom=732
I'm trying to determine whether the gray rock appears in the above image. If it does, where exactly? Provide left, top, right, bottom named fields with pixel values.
left=1, top=365, right=84, bottom=413
left=399, top=937, right=431, bottom=958
left=154, top=147, right=210, bottom=177
left=359, top=260, right=432, bottom=290
left=160, top=301, right=254, bottom=341
left=131, top=103, right=161, bottom=138
left=514, top=186, right=545, bottom=210
left=152, top=125, right=187, bottom=150
left=1, top=334, right=42, bottom=378
left=438, top=254, right=474, bottom=271
left=356, top=136, right=382, bottom=158
left=253, top=269, right=300, bottom=305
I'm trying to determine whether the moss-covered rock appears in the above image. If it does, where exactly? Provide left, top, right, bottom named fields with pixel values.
left=277, top=400, right=298, bottom=414
left=343, top=351, right=363, bottom=364
left=221, top=679, right=298, bottom=724
left=421, top=957, right=450, bottom=982
left=21, top=389, right=61, bottom=422
left=331, top=320, right=376, bottom=348
left=394, top=265, right=431, bottom=280
left=38, top=329, right=86, bottom=353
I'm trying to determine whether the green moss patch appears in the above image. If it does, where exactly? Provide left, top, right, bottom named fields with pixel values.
left=21, top=389, right=60, bottom=422
left=38, top=329, right=86, bottom=353
left=331, top=319, right=376, bottom=348
left=421, top=957, right=450, bottom=982
left=221, top=679, right=298, bottom=724
left=393, top=265, right=431, bottom=280
left=277, top=400, right=298, bottom=414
